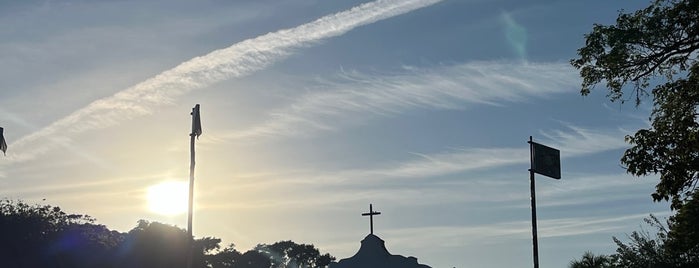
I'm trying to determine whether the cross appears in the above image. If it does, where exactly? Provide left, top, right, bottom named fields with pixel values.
left=361, top=203, right=381, bottom=234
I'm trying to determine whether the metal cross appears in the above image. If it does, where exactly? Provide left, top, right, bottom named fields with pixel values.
left=361, top=203, right=381, bottom=234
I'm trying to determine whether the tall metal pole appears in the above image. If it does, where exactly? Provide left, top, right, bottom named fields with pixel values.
left=529, top=136, right=539, bottom=268
left=186, top=110, right=197, bottom=268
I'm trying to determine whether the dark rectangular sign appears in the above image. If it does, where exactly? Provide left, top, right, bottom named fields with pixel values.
left=531, top=142, right=561, bottom=179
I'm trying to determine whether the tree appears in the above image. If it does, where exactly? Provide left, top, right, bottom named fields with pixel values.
left=578, top=214, right=699, bottom=267
left=571, top=0, right=699, bottom=209
left=118, top=220, right=190, bottom=267
left=0, top=199, right=334, bottom=268
left=118, top=220, right=221, bottom=268
left=568, top=251, right=613, bottom=268
left=205, top=240, right=335, bottom=268
left=257, top=240, right=335, bottom=268
left=665, top=190, right=699, bottom=264
left=237, top=250, right=272, bottom=268
left=0, top=199, right=123, bottom=267
left=206, top=243, right=243, bottom=268
left=611, top=215, right=674, bottom=267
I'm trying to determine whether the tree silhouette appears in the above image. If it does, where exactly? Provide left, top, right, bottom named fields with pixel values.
left=0, top=199, right=334, bottom=268
left=258, top=240, right=335, bottom=268
left=118, top=220, right=191, bottom=267
left=665, top=190, right=699, bottom=265
left=568, top=251, right=613, bottom=268
left=116, top=220, right=223, bottom=268
left=611, top=215, right=674, bottom=267
left=572, top=213, right=699, bottom=267
left=571, top=0, right=699, bottom=209
left=0, top=199, right=120, bottom=267
left=206, top=243, right=243, bottom=268
left=237, top=250, right=272, bottom=268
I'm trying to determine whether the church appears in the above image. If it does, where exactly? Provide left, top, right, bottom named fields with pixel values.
left=329, top=204, right=431, bottom=268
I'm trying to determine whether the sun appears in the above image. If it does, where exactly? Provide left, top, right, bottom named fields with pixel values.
left=147, top=181, right=188, bottom=215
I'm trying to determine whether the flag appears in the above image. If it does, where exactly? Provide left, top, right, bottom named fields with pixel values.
left=0, top=127, right=7, bottom=155
left=530, top=141, right=560, bottom=179
left=191, top=104, right=202, bottom=139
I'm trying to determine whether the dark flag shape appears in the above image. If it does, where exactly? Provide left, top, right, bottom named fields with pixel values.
left=0, top=127, right=7, bottom=155
left=530, top=141, right=560, bottom=179
left=191, top=104, right=202, bottom=139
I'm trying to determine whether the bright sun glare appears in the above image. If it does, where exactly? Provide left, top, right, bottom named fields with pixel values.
left=147, top=181, right=188, bottom=215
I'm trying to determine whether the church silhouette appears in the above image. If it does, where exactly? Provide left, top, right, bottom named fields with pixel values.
left=329, top=204, right=431, bottom=268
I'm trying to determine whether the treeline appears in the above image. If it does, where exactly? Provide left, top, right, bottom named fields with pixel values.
left=0, top=199, right=334, bottom=268
left=569, top=191, right=699, bottom=267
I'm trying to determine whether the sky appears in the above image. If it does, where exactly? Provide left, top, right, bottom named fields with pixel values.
left=0, top=0, right=671, bottom=267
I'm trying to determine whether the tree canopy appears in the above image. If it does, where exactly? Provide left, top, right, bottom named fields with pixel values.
left=568, top=251, right=613, bottom=268
left=0, top=199, right=335, bottom=268
left=665, top=190, right=699, bottom=263
left=0, top=199, right=117, bottom=267
left=569, top=195, right=699, bottom=267
left=571, top=0, right=699, bottom=209
left=570, top=0, right=699, bottom=263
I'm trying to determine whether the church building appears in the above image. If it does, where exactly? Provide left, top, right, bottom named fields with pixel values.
left=329, top=204, right=431, bottom=268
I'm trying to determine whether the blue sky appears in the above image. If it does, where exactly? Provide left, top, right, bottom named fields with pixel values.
left=0, top=0, right=670, bottom=267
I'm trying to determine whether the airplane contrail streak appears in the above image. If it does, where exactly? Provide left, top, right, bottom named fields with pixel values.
left=7, top=0, right=443, bottom=162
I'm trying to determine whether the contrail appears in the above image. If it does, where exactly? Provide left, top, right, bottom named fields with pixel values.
left=7, top=0, right=443, bottom=162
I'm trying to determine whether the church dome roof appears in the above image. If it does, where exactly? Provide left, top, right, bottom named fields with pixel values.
left=329, top=234, right=431, bottom=268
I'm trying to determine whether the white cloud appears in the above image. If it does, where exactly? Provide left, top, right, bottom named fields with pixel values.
left=310, top=125, right=629, bottom=183
left=541, top=124, right=630, bottom=156
left=188, top=125, right=636, bottom=210
left=5, top=0, right=443, bottom=163
left=382, top=211, right=669, bottom=249
left=220, top=61, right=579, bottom=141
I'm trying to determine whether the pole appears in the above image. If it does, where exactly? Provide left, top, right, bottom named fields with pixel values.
left=186, top=112, right=196, bottom=268
left=529, top=136, right=539, bottom=268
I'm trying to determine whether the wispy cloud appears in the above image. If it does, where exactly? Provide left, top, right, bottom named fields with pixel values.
left=541, top=124, right=629, bottom=156
left=382, top=212, right=669, bottom=249
left=313, top=125, right=630, bottom=183
left=221, top=61, right=579, bottom=141
left=363, top=147, right=527, bottom=179
left=192, top=125, right=633, bottom=209
left=5, top=0, right=443, bottom=163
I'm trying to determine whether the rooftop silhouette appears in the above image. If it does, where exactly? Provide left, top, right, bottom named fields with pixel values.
left=330, top=204, right=431, bottom=268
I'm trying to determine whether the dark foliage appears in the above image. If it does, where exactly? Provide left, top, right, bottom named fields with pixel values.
left=571, top=0, right=699, bottom=209
left=256, top=240, right=336, bottom=268
left=0, top=199, right=334, bottom=268
left=568, top=251, right=613, bottom=268
left=116, top=220, right=219, bottom=268
left=611, top=215, right=675, bottom=267
left=665, top=190, right=699, bottom=264
left=571, top=209, right=699, bottom=267
left=0, top=199, right=118, bottom=267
